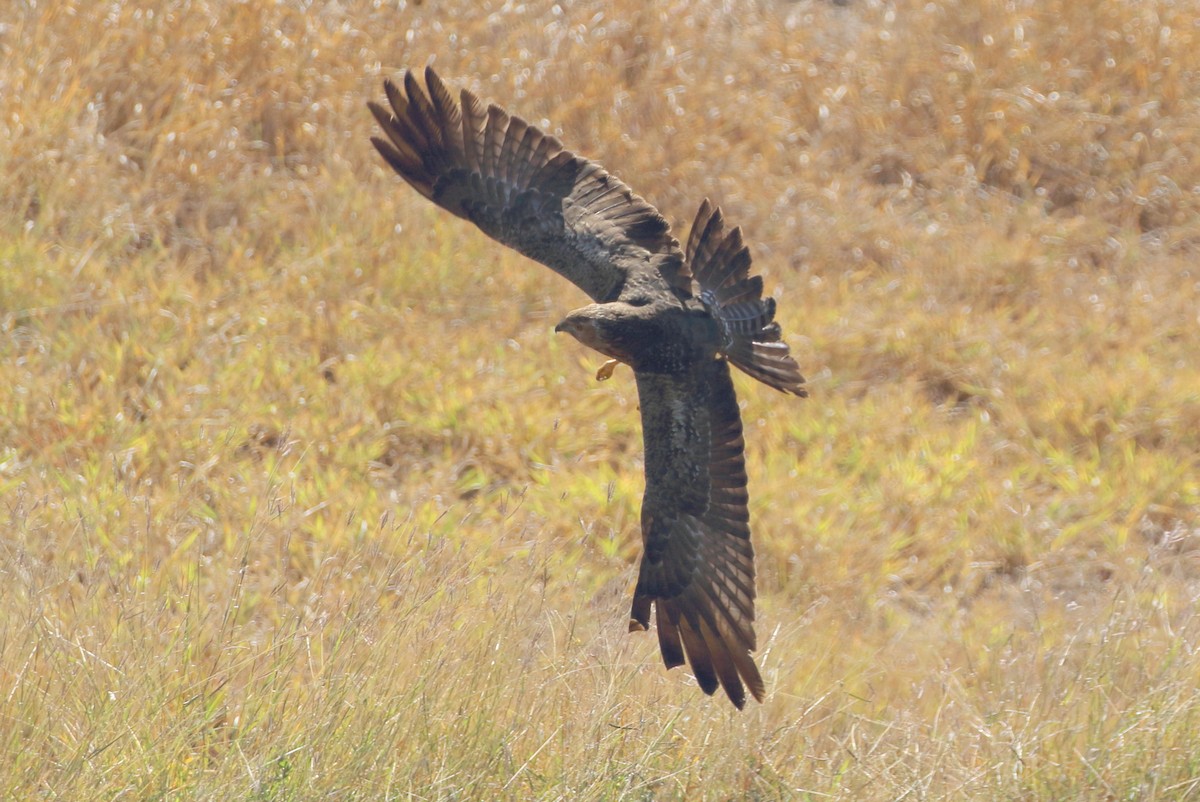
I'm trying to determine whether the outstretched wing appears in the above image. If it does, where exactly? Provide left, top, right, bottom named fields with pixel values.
left=369, top=67, right=689, bottom=303
left=630, top=359, right=765, bottom=709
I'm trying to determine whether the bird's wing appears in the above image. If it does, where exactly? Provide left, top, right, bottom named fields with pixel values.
left=369, top=67, right=689, bottom=303
left=630, top=358, right=765, bottom=709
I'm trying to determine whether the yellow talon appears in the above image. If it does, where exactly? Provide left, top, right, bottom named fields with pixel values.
left=596, top=359, right=620, bottom=381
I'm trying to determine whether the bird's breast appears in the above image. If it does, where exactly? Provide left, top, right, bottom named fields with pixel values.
left=625, top=307, right=720, bottom=375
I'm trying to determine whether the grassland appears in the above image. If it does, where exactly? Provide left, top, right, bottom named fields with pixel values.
left=3, top=0, right=1200, bottom=798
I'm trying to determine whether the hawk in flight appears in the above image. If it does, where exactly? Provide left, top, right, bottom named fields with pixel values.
left=370, top=67, right=805, bottom=709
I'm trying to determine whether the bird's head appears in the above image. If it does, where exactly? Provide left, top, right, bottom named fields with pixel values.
left=555, top=304, right=634, bottom=363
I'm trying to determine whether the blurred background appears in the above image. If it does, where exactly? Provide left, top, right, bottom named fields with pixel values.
left=3, top=0, right=1199, bottom=798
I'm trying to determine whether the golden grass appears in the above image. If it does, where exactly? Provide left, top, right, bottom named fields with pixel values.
left=3, top=0, right=1200, bottom=798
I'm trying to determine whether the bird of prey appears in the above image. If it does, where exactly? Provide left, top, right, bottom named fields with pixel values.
left=369, top=67, right=805, bottom=709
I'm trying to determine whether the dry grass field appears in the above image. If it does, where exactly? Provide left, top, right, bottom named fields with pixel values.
left=3, top=0, right=1200, bottom=798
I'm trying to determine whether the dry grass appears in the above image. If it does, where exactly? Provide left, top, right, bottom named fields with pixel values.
left=3, top=0, right=1200, bottom=798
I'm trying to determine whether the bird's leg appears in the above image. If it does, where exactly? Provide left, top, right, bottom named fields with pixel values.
left=595, top=359, right=620, bottom=382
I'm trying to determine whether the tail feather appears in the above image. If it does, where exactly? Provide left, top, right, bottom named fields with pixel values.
left=717, top=275, right=763, bottom=306
left=729, top=341, right=808, bottom=394
left=688, top=199, right=807, bottom=396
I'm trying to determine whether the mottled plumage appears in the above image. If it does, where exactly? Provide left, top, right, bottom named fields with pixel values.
left=370, top=67, right=805, bottom=709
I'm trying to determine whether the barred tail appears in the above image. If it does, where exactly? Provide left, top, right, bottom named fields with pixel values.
left=686, top=199, right=807, bottom=396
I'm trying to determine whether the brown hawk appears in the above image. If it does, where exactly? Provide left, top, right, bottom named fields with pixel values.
left=369, top=67, right=805, bottom=709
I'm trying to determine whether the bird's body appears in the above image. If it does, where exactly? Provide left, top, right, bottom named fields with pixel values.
left=370, top=67, right=805, bottom=709
left=556, top=300, right=719, bottom=373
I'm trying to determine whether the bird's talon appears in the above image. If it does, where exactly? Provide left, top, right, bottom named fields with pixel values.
left=596, top=359, right=620, bottom=381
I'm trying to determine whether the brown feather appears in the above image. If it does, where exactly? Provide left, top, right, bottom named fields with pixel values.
left=676, top=612, right=720, bottom=697
left=655, top=603, right=686, bottom=669
left=699, top=616, right=749, bottom=709
left=459, top=87, right=488, bottom=174
left=424, top=67, right=463, bottom=147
